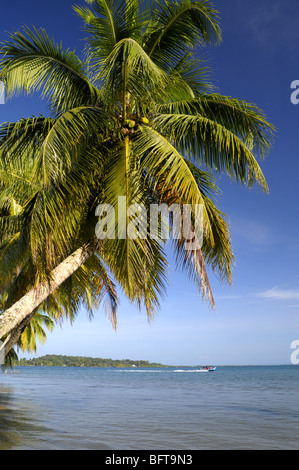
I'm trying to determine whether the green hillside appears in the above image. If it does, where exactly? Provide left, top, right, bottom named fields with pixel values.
left=17, top=354, right=166, bottom=368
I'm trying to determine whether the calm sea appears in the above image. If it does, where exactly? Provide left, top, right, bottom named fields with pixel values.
left=0, top=365, right=298, bottom=450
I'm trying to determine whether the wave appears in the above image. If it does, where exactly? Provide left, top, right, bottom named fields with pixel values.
left=113, top=368, right=209, bottom=373
left=113, top=369, right=164, bottom=372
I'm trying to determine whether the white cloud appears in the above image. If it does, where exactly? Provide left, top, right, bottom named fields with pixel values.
left=257, top=287, right=299, bottom=300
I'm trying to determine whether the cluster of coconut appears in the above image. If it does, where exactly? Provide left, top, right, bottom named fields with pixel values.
left=122, top=116, right=149, bottom=135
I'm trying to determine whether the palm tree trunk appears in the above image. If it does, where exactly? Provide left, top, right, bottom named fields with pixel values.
left=0, top=241, right=97, bottom=350
left=2, top=310, right=37, bottom=356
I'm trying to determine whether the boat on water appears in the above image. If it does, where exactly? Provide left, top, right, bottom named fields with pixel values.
left=200, top=366, right=216, bottom=372
left=174, top=366, right=217, bottom=373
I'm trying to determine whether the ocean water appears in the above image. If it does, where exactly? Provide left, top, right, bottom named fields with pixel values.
left=0, top=365, right=298, bottom=450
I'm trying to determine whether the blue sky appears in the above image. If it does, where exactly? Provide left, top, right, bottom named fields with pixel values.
left=1, top=0, right=299, bottom=365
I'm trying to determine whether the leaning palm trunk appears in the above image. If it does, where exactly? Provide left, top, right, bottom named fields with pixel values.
left=2, top=310, right=37, bottom=356
left=0, top=242, right=96, bottom=345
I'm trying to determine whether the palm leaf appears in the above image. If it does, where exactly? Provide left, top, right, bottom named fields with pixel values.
left=153, top=113, right=269, bottom=191
left=37, top=106, right=111, bottom=186
left=0, top=25, right=100, bottom=114
left=74, top=0, right=141, bottom=73
left=100, top=37, right=168, bottom=112
left=133, top=125, right=214, bottom=241
left=143, top=0, right=221, bottom=68
left=162, top=53, right=214, bottom=101
left=100, top=137, right=168, bottom=318
left=157, top=94, right=275, bottom=158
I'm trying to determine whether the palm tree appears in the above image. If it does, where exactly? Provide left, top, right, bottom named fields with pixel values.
left=0, top=0, right=274, bottom=356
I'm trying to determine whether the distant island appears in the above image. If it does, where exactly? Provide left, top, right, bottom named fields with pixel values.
left=17, top=354, right=167, bottom=368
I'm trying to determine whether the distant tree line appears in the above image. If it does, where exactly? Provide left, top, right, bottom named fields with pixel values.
left=17, top=354, right=166, bottom=368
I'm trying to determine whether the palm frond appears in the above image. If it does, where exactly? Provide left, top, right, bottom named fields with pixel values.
left=0, top=117, right=56, bottom=175
left=153, top=113, right=269, bottom=191
left=101, top=37, right=167, bottom=110
left=157, top=94, right=275, bottom=158
left=143, top=0, right=221, bottom=69
left=184, top=160, right=234, bottom=284
left=18, top=312, right=55, bottom=353
left=36, top=106, right=111, bottom=186
left=100, top=137, right=168, bottom=319
left=74, top=0, right=141, bottom=74
left=133, top=125, right=214, bottom=240
left=0, top=25, right=100, bottom=114
left=162, top=53, right=214, bottom=101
